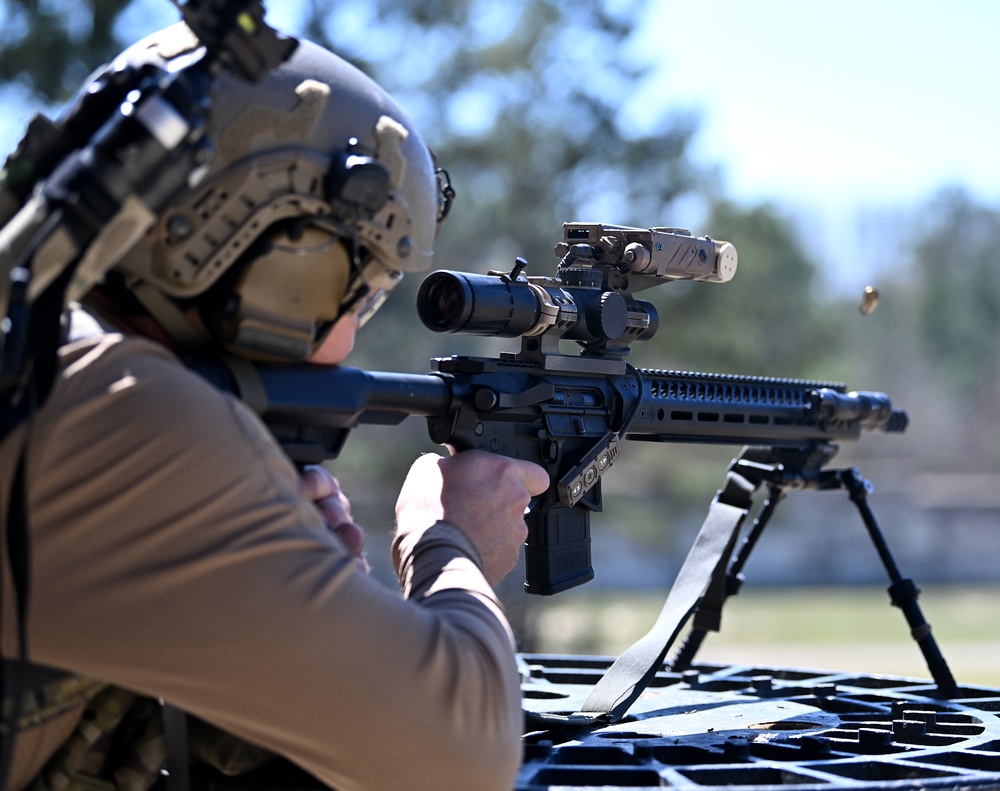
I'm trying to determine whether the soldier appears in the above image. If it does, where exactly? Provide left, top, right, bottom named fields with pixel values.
left=0, top=18, right=546, bottom=791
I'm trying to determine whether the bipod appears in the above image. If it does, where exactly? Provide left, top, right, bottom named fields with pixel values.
left=670, top=445, right=958, bottom=699
left=524, top=444, right=957, bottom=734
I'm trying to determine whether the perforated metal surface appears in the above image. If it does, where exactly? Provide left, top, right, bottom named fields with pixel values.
left=519, top=654, right=1000, bottom=790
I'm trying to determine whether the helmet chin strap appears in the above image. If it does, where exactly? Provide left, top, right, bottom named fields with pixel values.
left=125, top=277, right=211, bottom=351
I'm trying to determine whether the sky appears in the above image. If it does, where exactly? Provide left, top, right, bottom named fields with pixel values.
left=639, top=0, right=1000, bottom=208
left=1, top=0, right=997, bottom=291
left=630, top=0, right=1000, bottom=289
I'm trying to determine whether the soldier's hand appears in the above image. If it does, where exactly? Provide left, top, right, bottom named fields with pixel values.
left=299, top=465, right=368, bottom=571
left=395, top=450, right=549, bottom=586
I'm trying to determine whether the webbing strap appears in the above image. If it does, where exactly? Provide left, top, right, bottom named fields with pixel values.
left=127, top=279, right=208, bottom=352
left=0, top=447, right=31, bottom=791
left=162, top=704, right=190, bottom=791
left=218, top=356, right=268, bottom=416
left=527, top=469, right=756, bottom=730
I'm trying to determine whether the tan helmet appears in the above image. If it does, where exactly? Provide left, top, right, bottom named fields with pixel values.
left=111, top=22, right=447, bottom=361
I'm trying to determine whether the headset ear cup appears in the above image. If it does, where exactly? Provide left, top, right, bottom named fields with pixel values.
left=207, top=225, right=352, bottom=361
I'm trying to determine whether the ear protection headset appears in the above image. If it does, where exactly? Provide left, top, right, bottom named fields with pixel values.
left=198, top=150, right=406, bottom=360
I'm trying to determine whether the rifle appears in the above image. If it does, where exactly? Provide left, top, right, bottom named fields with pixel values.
left=192, top=221, right=906, bottom=595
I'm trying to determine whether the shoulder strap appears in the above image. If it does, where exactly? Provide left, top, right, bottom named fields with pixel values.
left=0, top=435, right=32, bottom=791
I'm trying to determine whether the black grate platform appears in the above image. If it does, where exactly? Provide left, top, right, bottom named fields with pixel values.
left=519, top=654, right=1000, bottom=791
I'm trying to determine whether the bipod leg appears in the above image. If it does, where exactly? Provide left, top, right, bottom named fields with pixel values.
left=671, top=483, right=784, bottom=671
left=839, top=468, right=958, bottom=697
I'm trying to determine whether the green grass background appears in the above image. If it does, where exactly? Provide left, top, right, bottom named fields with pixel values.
left=529, top=584, right=1000, bottom=686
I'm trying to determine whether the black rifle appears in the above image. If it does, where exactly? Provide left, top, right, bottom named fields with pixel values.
left=197, top=355, right=907, bottom=595
left=192, top=222, right=906, bottom=596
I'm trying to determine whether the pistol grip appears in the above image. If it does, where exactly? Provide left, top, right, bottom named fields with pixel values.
left=524, top=505, right=593, bottom=595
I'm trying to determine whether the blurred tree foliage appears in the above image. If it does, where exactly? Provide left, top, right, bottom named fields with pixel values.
left=303, top=0, right=704, bottom=241
left=643, top=200, right=840, bottom=379
left=878, top=188, right=1000, bottom=472
left=0, top=0, right=146, bottom=104
left=911, top=189, right=1000, bottom=400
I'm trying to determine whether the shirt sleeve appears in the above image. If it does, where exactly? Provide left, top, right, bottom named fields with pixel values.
left=16, top=335, right=523, bottom=791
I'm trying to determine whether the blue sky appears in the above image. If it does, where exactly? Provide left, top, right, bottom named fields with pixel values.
left=2, top=0, right=997, bottom=290
left=636, top=1, right=1000, bottom=204
left=626, top=0, right=1000, bottom=289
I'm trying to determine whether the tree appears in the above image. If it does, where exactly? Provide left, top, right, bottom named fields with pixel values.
left=0, top=0, right=171, bottom=103
left=299, top=0, right=702, bottom=268
left=874, top=188, right=1000, bottom=471
left=911, top=188, right=1000, bottom=397
left=640, top=199, right=839, bottom=379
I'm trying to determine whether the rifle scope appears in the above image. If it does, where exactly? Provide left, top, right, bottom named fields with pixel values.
left=416, top=269, right=659, bottom=345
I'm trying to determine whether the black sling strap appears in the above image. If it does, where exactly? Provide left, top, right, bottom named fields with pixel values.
left=0, top=447, right=32, bottom=791
left=0, top=263, right=73, bottom=790
left=162, top=704, right=191, bottom=791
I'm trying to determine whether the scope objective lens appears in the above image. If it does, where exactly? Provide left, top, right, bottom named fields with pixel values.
left=417, top=272, right=472, bottom=331
left=417, top=271, right=541, bottom=337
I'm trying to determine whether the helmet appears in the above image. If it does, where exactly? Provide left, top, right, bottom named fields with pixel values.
left=111, top=22, right=446, bottom=361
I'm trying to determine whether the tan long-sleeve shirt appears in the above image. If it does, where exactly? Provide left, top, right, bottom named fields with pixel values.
left=1, top=331, right=522, bottom=791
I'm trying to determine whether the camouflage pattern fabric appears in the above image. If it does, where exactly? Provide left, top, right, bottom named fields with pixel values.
left=1, top=662, right=104, bottom=736
left=186, top=720, right=275, bottom=777
left=26, top=686, right=164, bottom=791
left=5, top=660, right=274, bottom=791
